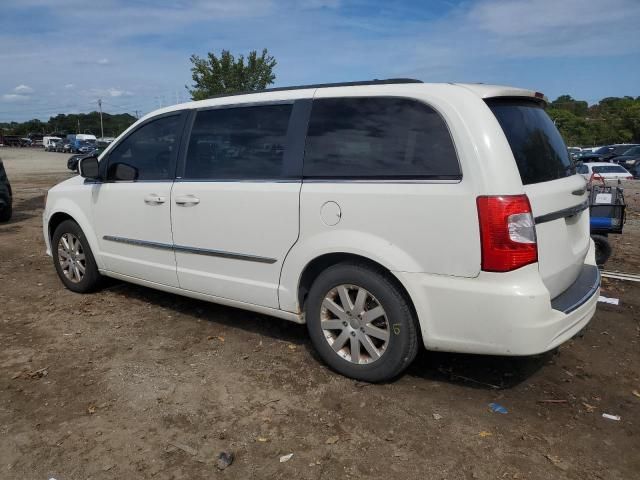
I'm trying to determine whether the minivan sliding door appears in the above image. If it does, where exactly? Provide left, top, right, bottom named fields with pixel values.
left=171, top=101, right=308, bottom=308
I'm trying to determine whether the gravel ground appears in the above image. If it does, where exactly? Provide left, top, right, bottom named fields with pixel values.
left=0, top=147, right=639, bottom=480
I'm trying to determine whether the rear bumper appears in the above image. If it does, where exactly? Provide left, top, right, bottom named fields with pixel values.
left=394, top=249, right=599, bottom=356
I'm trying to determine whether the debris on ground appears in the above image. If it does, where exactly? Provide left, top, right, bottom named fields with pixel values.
left=216, top=451, right=234, bottom=470
left=432, top=413, right=443, bottom=420
left=598, top=296, right=620, bottom=305
left=279, top=453, right=293, bottom=463
left=632, top=390, right=640, bottom=399
left=544, top=453, right=570, bottom=471
left=602, top=413, right=621, bottom=421
left=537, top=399, right=568, bottom=404
left=11, top=367, right=48, bottom=379
left=169, top=441, right=198, bottom=456
left=488, top=403, right=508, bottom=414
left=325, top=435, right=339, bottom=444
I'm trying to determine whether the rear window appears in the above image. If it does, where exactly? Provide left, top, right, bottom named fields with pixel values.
left=303, top=97, right=460, bottom=179
left=487, top=99, right=573, bottom=185
left=592, top=165, right=627, bottom=174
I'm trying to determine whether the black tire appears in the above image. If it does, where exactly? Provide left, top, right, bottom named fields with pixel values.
left=592, top=234, right=612, bottom=266
left=305, top=262, right=419, bottom=383
left=0, top=203, right=11, bottom=222
left=52, top=219, right=102, bottom=293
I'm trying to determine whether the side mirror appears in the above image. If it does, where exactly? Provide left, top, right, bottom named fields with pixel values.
left=78, top=156, right=100, bottom=180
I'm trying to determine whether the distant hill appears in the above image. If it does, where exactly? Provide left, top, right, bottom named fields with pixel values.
left=0, top=111, right=137, bottom=138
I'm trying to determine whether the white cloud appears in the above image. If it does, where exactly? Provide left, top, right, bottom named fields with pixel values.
left=64, top=83, right=75, bottom=89
left=108, top=88, right=132, bottom=97
left=2, top=94, right=30, bottom=102
left=14, top=84, right=33, bottom=93
left=97, top=58, right=110, bottom=65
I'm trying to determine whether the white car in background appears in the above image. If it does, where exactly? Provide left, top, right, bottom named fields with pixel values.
left=576, top=162, right=633, bottom=180
left=43, top=79, right=600, bottom=382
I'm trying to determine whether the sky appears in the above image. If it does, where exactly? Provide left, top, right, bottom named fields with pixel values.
left=1, top=0, right=639, bottom=122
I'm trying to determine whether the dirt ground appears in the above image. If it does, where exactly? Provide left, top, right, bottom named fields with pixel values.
left=0, top=147, right=639, bottom=480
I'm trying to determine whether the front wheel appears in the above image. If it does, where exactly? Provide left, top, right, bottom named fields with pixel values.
left=52, top=220, right=102, bottom=293
left=305, top=262, right=419, bottom=382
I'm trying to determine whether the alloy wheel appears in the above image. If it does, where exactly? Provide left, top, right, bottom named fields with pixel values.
left=57, top=233, right=86, bottom=283
left=320, top=284, right=390, bottom=364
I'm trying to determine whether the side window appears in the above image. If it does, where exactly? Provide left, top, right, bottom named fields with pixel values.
left=107, top=114, right=182, bottom=181
left=184, top=104, right=292, bottom=180
left=576, top=164, right=588, bottom=174
left=303, top=97, right=460, bottom=179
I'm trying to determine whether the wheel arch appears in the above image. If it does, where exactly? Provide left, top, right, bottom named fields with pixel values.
left=48, top=211, right=75, bottom=244
left=296, top=252, right=419, bottom=323
left=46, top=204, right=104, bottom=269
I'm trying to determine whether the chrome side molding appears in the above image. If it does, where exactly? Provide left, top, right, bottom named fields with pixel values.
left=102, top=236, right=277, bottom=264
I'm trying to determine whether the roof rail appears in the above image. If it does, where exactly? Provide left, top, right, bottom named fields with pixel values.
left=199, top=78, right=423, bottom=101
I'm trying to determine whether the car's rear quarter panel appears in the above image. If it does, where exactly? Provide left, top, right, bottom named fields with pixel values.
left=278, top=84, right=523, bottom=313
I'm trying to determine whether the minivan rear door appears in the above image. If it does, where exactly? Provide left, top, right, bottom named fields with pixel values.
left=487, top=99, right=590, bottom=298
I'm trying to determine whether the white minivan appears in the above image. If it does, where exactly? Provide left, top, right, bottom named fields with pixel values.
left=43, top=79, right=600, bottom=382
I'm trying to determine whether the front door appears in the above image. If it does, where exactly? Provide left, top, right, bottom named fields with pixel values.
left=171, top=103, right=302, bottom=308
left=93, top=112, right=186, bottom=287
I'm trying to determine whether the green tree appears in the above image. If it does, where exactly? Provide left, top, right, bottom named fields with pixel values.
left=187, top=49, right=277, bottom=100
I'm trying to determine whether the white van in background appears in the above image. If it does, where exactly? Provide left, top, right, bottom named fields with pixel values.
left=43, top=136, right=62, bottom=151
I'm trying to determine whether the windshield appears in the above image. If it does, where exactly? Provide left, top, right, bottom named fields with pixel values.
left=595, top=146, right=613, bottom=154
left=592, top=165, right=627, bottom=174
left=487, top=98, right=573, bottom=185
left=623, top=146, right=640, bottom=156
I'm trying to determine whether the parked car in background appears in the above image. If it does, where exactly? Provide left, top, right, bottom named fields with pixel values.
left=0, top=157, right=12, bottom=222
left=67, top=146, right=106, bottom=172
left=568, top=147, right=582, bottom=161
left=56, top=140, right=73, bottom=153
left=612, top=145, right=640, bottom=169
left=44, top=80, right=600, bottom=382
left=591, top=144, right=640, bottom=162
left=576, top=162, right=633, bottom=180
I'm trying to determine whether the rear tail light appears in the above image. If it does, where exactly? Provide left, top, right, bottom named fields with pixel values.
left=477, top=195, right=537, bottom=272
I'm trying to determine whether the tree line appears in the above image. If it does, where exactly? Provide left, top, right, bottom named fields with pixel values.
left=0, top=112, right=137, bottom=138
left=547, top=95, right=640, bottom=147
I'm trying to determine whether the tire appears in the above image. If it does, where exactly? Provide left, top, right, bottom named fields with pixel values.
left=52, top=220, right=102, bottom=293
left=305, top=262, right=419, bottom=383
left=592, top=234, right=612, bottom=266
left=0, top=203, right=11, bottom=222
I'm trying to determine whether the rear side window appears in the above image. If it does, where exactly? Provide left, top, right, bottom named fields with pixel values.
left=487, top=99, right=573, bottom=185
left=184, top=104, right=292, bottom=180
left=592, top=165, right=627, bottom=174
left=303, top=97, right=460, bottom=179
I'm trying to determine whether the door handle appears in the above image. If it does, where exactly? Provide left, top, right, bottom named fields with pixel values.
left=175, top=194, right=200, bottom=206
left=144, top=194, right=166, bottom=205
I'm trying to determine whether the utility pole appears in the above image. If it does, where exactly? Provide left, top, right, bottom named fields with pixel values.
left=134, top=110, right=139, bottom=119
left=98, top=99, right=104, bottom=139
left=77, top=118, right=80, bottom=134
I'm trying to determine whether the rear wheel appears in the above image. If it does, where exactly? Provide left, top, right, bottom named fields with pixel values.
left=52, top=220, right=102, bottom=293
left=592, top=234, right=612, bottom=266
left=305, top=262, right=419, bottom=382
